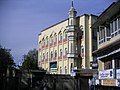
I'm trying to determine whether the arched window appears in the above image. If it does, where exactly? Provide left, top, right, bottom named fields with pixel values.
left=43, top=39, right=45, bottom=46
left=55, top=50, right=57, bottom=57
left=39, top=41, right=41, bottom=48
left=60, top=33, right=62, bottom=41
left=65, top=48, right=67, bottom=55
left=46, top=52, right=48, bottom=59
left=63, top=30, right=67, bottom=39
left=51, top=36, right=53, bottom=43
left=54, top=33, right=57, bottom=42
left=42, top=38, right=45, bottom=46
left=65, top=33, right=67, bottom=39
left=50, top=34, right=53, bottom=44
left=51, top=51, right=53, bottom=58
left=43, top=53, right=45, bottom=60
left=60, top=49, right=62, bottom=57
left=46, top=37, right=48, bottom=45
left=58, top=31, right=62, bottom=41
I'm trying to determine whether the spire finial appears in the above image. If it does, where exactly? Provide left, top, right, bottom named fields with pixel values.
left=72, top=0, right=74, bottom=7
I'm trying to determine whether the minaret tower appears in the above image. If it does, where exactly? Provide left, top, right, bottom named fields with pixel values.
left=68, top=1, right=77, bottom=26
left=66, top=1, right=80, bottom=74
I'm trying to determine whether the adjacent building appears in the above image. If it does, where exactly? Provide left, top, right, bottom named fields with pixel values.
left=92, top=0, right=120, bottom=89
left=38, top=2, right=97, bottom=74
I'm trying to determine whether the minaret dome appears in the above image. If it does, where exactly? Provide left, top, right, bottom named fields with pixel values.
left=68, top=1, right=77, bottom=18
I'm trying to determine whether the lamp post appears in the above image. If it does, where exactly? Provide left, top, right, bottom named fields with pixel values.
left=93, top=74, right=96, bottom=90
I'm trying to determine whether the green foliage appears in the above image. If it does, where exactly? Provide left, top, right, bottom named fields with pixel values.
left=22, top=49, right=38, bottom=69
left=0, top=45, right=15, bottom=76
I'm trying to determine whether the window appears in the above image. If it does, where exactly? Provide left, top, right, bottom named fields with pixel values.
left=110, top=23, right=113, bottom=33
left=60, top=33, right=62, bottom=41
left=51, top=51, right=53, bottom=58
left=60, top=49, right=62, bottom=57
left=65, top=48, right=67, bottom=55
left=46, top=38, right=48, bottom=45
left=70, top=63, right=73, bottom=71
left=46, top=52, right=48, bottom=59
left=118, top=17, right=120, bottom=29
left=99, top=26, right=105, bottom=43
left=104, top=60, right=112, bottom=70
left=55, top=35, right=57, bottom=42
left=106, top=26, right=111, bottom=37
left=51, top=36, right=53, bottom=43
left=63, top=30, right=67, bottom=39
left=81, top=48, right=84, bottom=54
left=65, top=66, right=67, bottom=74
left=71, top=43, right=73, bottom=53
left=116, top=59, right=120, bottom=69
left=50, top=62, right=57, bottom=68
left=43, top=53, right=45, bottom=60
left=102, top=28, right=105, bottom=39
left=114, top=19, right=117, bottom=31
left=55, top=50, right=57, bottom=57
left=65, top=33, right=67, bottom=39
left=43, top=39, right=45, bottom=46
left=81, top=46, right=84, bottom=57
left=39, top=41, right=41, bottom=48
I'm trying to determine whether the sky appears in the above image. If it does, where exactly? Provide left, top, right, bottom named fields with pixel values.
left=0, top=0, right=116, bottom=65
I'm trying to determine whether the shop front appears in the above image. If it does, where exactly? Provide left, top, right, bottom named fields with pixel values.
left=96, top=69, right=120, bottom=90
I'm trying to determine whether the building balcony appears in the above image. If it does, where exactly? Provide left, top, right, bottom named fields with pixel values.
left=39, top=48, right=41, bottom=51
left=49, top=58, right=52, bottom=61
left=63, top=38, right=67, bottom=42
left=54, top=42, right=57, bottom=45
left=42, top=46, right=45, bottom=48
left=46, top=44, right=48, bottom=48
left=45, top=59, right=48, bottom=62
left=58, top=56, right=62, bottom=60
left=53, top=57, right=57, bottom=60
left=40, top=60, right=44, bottom=63
left=58, top=40, right=62, bottom=44
left=67, top=53, right=79, bottom=58
left=66, top=25, right=79, bottom=32
left=49, top=43, right=53, bottom=47
left=63, top=55, right=67, bottom=58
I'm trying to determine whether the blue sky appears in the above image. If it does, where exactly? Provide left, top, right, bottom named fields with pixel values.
left=0, top=0, right=115, bottom=65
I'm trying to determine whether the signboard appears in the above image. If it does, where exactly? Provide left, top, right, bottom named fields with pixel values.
left=117, top=80, right=120, bottom=87
left=99, top=69, right=114, bottom=79
left=101, top=79, right=117, bottom=86
left=116, top=69, right=120, bottom=79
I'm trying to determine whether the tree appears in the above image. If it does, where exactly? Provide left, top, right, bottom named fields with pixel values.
left=0, top=45, right=15, bottom=77
left=22, top=48, right=38, bottom=70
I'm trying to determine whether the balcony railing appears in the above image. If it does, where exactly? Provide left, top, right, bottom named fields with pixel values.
left=49, top=43, right=53, bottom=47
left=54, top=42, right=57, bottom=45
left=58, top=40, right=62, bottom=44
left=67, top=53, right=79, bottom=58
left=58, top=56, right=62, bottom=60
left=63, top=38, right=67, bottom=42
left=53, top=57, right=57, bottom=60
left=63, top=55, right=67, bottom=58
left=46, top=44, right=48, bottom=48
